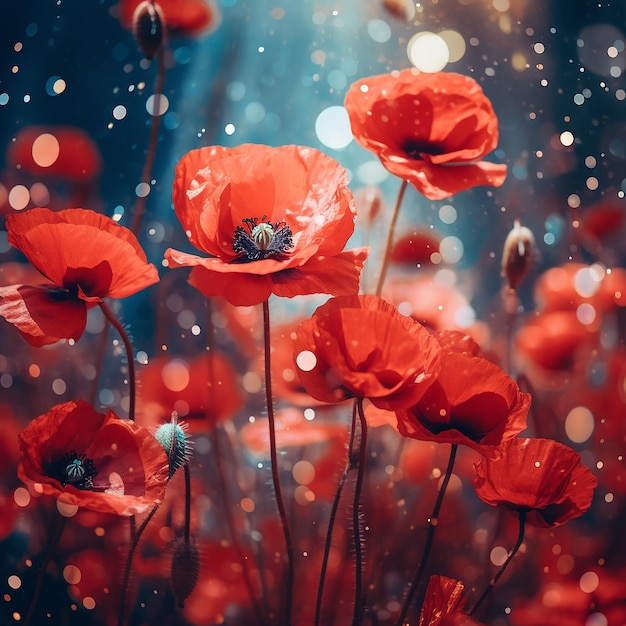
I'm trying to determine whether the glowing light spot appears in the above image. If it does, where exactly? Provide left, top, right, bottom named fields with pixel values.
left=240, top=497, right=255, bottom=513
left=438, top=30, right=466, bottom=63
left=579, top=571, right=600, bottom=593
left=56, top=496, right=79, bottom=518
left=8, top=576, right=21, bottom=590
left=146, top=93, right=169, bottom=116
left=52, top=378, right=67, bottom=395
left=296, top=350, right=317, bottom=372
left=9, top=185, right=30, bottom=211
left=315, top=106, right=353, bottom=150
left=63, top=565, right=81, bottom=585
left=13, top=487, right=30, bottom=507
left=224, top=123, right=236, bottom=135
left=439, top=204, right=457, bottom=224
left=565, top=406, right=594, bottom=443
left=534, top=42, right=545, bottom=54
left=242, top=371, right=262, bottom=393
left=113, top=105, right=127, bottom=120
left=439, top=236, right=464, bottom=264
left=576, top=303, right=596, bottom=325
left=292, top=460, right=315, bottom=485
left=560, top=131, right=575, bottom=147
left=31, top=133, right=60, bottom=167
left=162, top=359, right=190, bottom=392
left=574, top=266, right=603, bottom=297
left=135, top=182, right=150, bottom=198
left=408, top=32, right=449, bottom=72
left=304, top=408, right=315, bottom=421
left=512, top=52, right=528, bottom=71
left=490, top=546, right=508, bottom=566
left=83, top=597, right=96, bottom=610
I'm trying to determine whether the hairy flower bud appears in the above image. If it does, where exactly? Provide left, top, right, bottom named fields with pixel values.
left=132, top=1, right=165, bottom=60
left=502, top=219, right=535, bottom=290
left=170, top=534, right=200, bottom=608
left=154, top=415, right=191, bottom=478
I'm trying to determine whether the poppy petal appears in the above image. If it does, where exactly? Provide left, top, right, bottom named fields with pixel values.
left=0, top=283, right=87, bottom=346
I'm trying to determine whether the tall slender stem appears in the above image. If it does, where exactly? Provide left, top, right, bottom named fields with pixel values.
left=469, top=510, right=526, bottom=616
left=314, top=399, right=359, bottom=626
left=351, top=397, right=369, bottom=626
left=23, top=515, right=67, bottom=626
left=375, top=179, right=408, bottom=297
left=99, top=301, right=136, bottom=421
left=262, top=299, right=294, bottom=625
left=130, top=45, right=166, bottom=236
left=396, top=443, right=458, bottom=626
left=117, top=503, right=161, bottom=626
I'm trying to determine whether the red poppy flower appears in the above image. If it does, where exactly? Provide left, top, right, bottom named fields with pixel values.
left=164, top=144, right=369, bottom=306
left=18, top=400, right=169, bottom=516
left=394, top=349, right=530, bottom=455
left=7, top=126, right=102, bottom=181
left=344, top=69, right=507, bottom=199
left=534, top=262, right=626, bottom=314
left=136, top=351, right=244, bottom=433
left=514, top=310, right=594, bottom=371
left=293, top=294, right=441, bottom=409
left=0, top=207, right=159, bottom=346
left=119, top=0, right=220, bottom=37
left=419, top=575, right=484, bottom=626
left=473, top=438, right=597, bottom=527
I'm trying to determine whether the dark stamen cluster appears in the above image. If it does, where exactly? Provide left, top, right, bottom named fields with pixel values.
left=45, top=450, right=98, bottom=490
left=232, top=215, right=294, bottom=262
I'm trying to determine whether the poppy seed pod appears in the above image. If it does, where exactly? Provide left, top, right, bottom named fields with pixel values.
left=171, top=535, right=200, bottom=608
left=502, top=219, right=534, bottom=290
left=132, top=1, right=166, bottom=59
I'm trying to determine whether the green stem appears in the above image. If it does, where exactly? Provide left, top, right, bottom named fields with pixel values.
left=23, top=515, right=67, bottom=626
left=117, top=503, right=161, bottom=626
left=351, top=397, right=369, bottom=626
left=375, top=179, right=408, bottom=297
left=262, top=299, right=294, bottom=625
left=99, top=301, right=136, bottom=421
left=314, top=399, right=358, bottom=626
left=395, top=443, right=458, bottom=626
left=469, top=510, right=526, bottom=616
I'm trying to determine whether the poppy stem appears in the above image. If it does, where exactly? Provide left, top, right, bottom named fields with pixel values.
left=99, top=301, right=136, bottom=421
left=130, top=44, right=166, bottom=235
left=117, top=502, right=161, bottom=626
left=262, top=298, right=294, bottom=626
left=395, top=443, right=458, bottom=626
left=468, top=510, right=526, bottom=616
left=352, top=397, right=369, bottom=626
left=314, top=399, right=359, bottom=626
left=375, top=178, right=408, bottom=297
left=23, top=515, right=67, bottom=626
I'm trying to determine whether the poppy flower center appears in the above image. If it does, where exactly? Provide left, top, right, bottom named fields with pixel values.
left=402, top=139, right=447, bottom=160
left=232, top=216, right=294, bottom=262
left=46, top=450, right=98, bottom=490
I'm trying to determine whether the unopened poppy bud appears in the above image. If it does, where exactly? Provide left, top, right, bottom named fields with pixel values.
left=170, top=535, right=199, bottom=608
left=132, top=1, right=166, bottom=60
left=155, top=415, right=191, bottom=478
left=502, top=219, right=534, bottom=290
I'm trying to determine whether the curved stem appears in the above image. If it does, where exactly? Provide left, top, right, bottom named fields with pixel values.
left=351, top=397, right=369, bottom=626
left=314, top=399, right=359, bottom=626
left=375, top=179, right=408, bottom=297
left=183, top=462, right=191, bottom=546
left=23, top=515, right=67, bottom=626
left=130, top=45, right=166, bottom=236
left=99, top=301, right=136, bottom=421
left=262, top=299, right=294, bottom=626
left=395, top=443, right=458, bottom=626
left=117, top=503, right=161, bottom=626
left=469, top=510, right=526, bottom=616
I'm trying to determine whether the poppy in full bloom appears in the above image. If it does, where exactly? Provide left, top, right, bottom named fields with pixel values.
left=394, top=344, right=530, bottom=456
left=164, top=144, right=369, bottom=306
left=293, top=294, right=441, bottom=409
left=344, top=69, right=507, bottom=200
left=473, top=438, right=597, bottom=527
left=18, top=400, right=170, bottom=516
left=0, top=207, right=159, bottom=346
